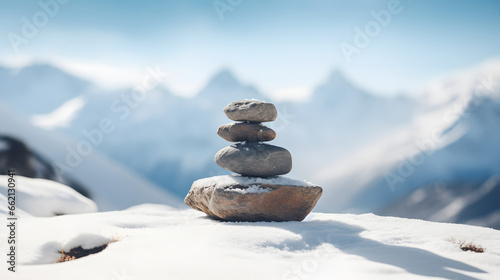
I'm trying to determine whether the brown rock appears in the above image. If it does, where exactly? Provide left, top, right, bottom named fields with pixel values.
left=217, top=122, right=276, bottom=142
left=184, top=176, right=323, bottom=222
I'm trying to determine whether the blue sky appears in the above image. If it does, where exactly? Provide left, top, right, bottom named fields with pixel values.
left=1, top=0, right=499, bottom=100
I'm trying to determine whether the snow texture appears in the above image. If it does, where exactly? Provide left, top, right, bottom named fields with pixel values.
left=193, top=174, right=316, bottom=189
left=0, top=175, right=97, bottom=217
left=225, top=184, right=272, bottom=194
left=0, top=205, right=499, bottom=280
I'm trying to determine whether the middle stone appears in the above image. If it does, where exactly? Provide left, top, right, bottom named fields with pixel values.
left=215, top=143, right=292, bottom=177
left=217, top=122, right=276, bottom=142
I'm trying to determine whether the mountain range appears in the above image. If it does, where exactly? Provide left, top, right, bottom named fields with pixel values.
left=1, top=59, right=499, bottom=228
left=0, top=99, right=182, bottom=210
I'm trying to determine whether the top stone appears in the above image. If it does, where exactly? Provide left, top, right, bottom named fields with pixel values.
left=224, top=100, right=277, bottom=122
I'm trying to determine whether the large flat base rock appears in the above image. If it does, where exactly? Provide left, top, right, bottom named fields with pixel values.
left=185, top=175, right=322, bottom=222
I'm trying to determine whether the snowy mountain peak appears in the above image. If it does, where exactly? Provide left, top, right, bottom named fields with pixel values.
left=309, top=69, right=373, bottom=105
left=207, top=68, right=241, bottom=89
left=197, top=68, right=265, bottom=102
left=325, top=69, right=351, bottom=86
left=0, top=63, right=90, bottom=115
left=418, top=59, right=500, bottom=108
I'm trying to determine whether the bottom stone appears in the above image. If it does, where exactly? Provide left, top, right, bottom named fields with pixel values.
left=184, top=175, right=323, bottom=222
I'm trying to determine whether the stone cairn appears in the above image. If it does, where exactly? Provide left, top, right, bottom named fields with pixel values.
left=185, top=100, right=322, bottom=222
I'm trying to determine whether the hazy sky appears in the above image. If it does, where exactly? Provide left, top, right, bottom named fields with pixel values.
left=1, top=0, right=499, bottom=100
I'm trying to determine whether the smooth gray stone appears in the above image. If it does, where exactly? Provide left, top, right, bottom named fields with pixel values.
left=223, top=100, right=277, bottom=122
left=214, top=143, right=292, bottom=176
left=217, top=122, right=276, bottom=142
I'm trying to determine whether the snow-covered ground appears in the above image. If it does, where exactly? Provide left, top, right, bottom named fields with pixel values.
left=0, top=206, right=499, bottom=280
left=0, top=172, right=499, bottom=280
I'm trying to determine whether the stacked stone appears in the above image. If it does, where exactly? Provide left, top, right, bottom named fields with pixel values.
left=215, top=100, right=292, bottom=177
left=185, top=100, right=323, bottom=222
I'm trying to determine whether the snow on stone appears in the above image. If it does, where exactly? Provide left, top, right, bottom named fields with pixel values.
left=1, top=205, right=499, bottom=279
left=0, top=175, right=97, bottom=217
left=225, top=184, right=272, bottom=194
left=193, top=174, right=316, bottom=188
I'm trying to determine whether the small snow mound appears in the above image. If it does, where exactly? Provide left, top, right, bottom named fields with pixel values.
left=0, top=175, right=98, bottom=217
left=62, top=233, right=112, bottom=251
